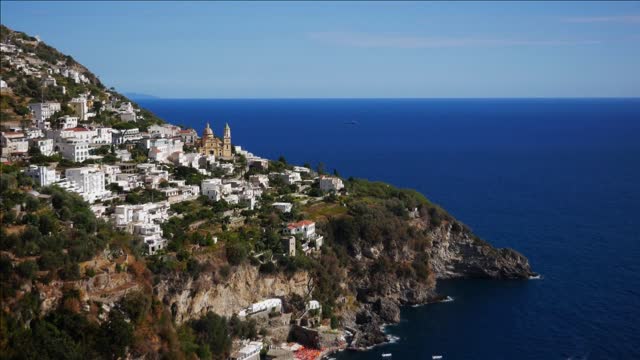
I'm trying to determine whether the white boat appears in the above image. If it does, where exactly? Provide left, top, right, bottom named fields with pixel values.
left=382, top=354, right=392, bottom=358
left=432, top=356, right=443, bottom=359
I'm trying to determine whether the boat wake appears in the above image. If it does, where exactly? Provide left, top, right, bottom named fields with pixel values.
left=387, top=335, right=400, bottom=344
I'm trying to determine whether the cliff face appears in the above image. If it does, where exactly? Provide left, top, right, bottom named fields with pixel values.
left=155, top=264, right=310, bottom=324
left=340, top=219, right=533, bottom=349
left=429, top=224, right=534, bottom=279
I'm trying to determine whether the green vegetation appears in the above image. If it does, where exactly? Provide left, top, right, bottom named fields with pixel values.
left=179, top=312, right=258, bottom=360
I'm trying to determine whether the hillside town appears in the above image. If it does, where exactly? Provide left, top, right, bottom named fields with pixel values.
left=1, top=27, right=351, bottom=360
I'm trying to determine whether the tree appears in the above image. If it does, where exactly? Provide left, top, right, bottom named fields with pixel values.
left=99, top=310, right=133, bottom=359
left=190, top=312, right=232, bottom=359
left=225, top=241, right=248, bottom=266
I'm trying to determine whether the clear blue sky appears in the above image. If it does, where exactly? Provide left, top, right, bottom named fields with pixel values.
left=2, top=1, right=639, bottom=98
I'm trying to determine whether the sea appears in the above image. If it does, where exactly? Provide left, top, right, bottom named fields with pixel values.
left=137, top=98, right=640, bottom=360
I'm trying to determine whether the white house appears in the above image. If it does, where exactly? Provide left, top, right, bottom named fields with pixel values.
left=249, top=174, right=269, bottom=188
left=112, top=202, right=170, bottom=255
left=238, top=298, right=282, bottom=318
left=1, top=131, right=29, bottom=156
left=65, top=167, right=110, bottom=203
left=26, top=165, right=59, bottom=186
left=284, top=220, right=323, bottom=252
left=112, top=128, right=142, bottom=144
left=148, top=124, right=180, bottom=138
left=169, top=151, right=203, bottom=168
left=59, top=139, right=90, bottom=162
left=100, top=164, right=121, bottom=184
left=94, top=127, right=114, bottom=144
left=306, top=300, right=321, bottom=312
left=58, top=126, right=96, bottom=142
left=230, top=341, right=262, bottom=360
left=29, top=102, right=61, bottom=128
left=201, top=178, right=226, bottom=201
left=42, top=76, right=57, bottom=87
left=119, top=112, right=136, bottom=122
left=284, top=220, right=316, bottom=239
left=30, top=138, right=54, bottom=156
left=272, top=202, right=293, bottom=213
left=278, top=171, right=302, bottom=185
left=319, top=176, right=345, bottom=192
left=58, top=115, right=79, bottom=129
left=114, top=149, right=131, bottom=161
left=146, top=138, right=184, bottom=163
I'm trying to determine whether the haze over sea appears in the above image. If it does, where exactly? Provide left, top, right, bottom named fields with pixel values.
left=138, top=98, right=640, bottom=359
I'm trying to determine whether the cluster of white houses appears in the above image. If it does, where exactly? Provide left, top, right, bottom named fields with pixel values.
left=1, top=36, right=347, bottom=257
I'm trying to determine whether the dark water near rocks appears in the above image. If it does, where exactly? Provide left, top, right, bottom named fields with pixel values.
left=138, top=98, right=640, bottom=359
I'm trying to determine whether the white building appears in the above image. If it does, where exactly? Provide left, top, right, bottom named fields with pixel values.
left=201, top=178, right=227, bottom=201
left=114, top=149, right=131, bottom=161
left=159, top=183, right=201, bottom=204
left=29, top=102, right=61, bottom=128
left=278, top=171, right=302, bottom=185
left=119, top=112, right=136, bottom=122
left=114, top=173, right=141, bottom=191
left=26, top=165, right=59, bottom=186
left=230, top=341, right=263, bottom=360
left=112, top=202, right=170, bottom=229
left=1, top=131, right=29, bottom=156
left=100, top=164, right=121, bottom=184
left=145, top=138, right=184, bottom=163
left=112, top=202, right=170, bottom=255
left=249, top=174, right=269, bottom=188
left=65, top=167, right=110, bottom=203
left=284, top=220, right=317, bottom=239
left=24, top=128, right=44, bottom=139
left=284, top=220, right=323, bottom=252
left=30, top=138, right=54, bottom=156
left=58, top=115, right=78, bottom=129
left=42, top=76, right=57, bottom=87
left=148, top=124, right=180, bottom=138
left=169, top=151, right=203, bottom=168
left=57, top=126, right=96, bottom=142
left=94, top=127, right=114, bottom=144
left=319, top=176, right=345, bottom=192
left=112, top=128, right=142, bottom=144
left=306, top=300, right=321, bottom=312
left=59, top=139, right=90, bottom=162
left=238, top=298, right=282, bottom=318
left=272, top=202, right=293, bottom=213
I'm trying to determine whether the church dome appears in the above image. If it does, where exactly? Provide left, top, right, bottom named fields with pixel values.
left=203, top=122, right=213, bottom=136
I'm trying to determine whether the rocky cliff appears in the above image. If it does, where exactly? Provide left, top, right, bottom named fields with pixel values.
left=429, top=223, right=534, bottom=279
left=340, top=218, right=534, bottom=349
left=155, top=264, right=311, bottom=324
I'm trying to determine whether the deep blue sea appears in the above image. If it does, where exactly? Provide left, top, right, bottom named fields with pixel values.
left=138, top=98, right=640, bottom=360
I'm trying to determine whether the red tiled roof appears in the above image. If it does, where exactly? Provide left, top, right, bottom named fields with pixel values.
left=2, top=131, right=25, bottom=137
left=287, top=220, right=315, bottom=229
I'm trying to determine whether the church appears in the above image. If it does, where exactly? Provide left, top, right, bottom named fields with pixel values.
left=200, top=122, right=233, bottom=160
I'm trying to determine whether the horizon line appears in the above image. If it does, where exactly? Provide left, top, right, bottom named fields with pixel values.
left=127, top=96, right=640, bottom=100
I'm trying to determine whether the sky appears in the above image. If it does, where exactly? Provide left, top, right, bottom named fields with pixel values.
left=2, top=1, right=640, bottom=98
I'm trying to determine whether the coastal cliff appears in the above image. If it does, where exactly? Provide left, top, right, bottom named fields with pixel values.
left=326, top=205, right=533, bottom=349
left=155, top=264, right=310, bottom=323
